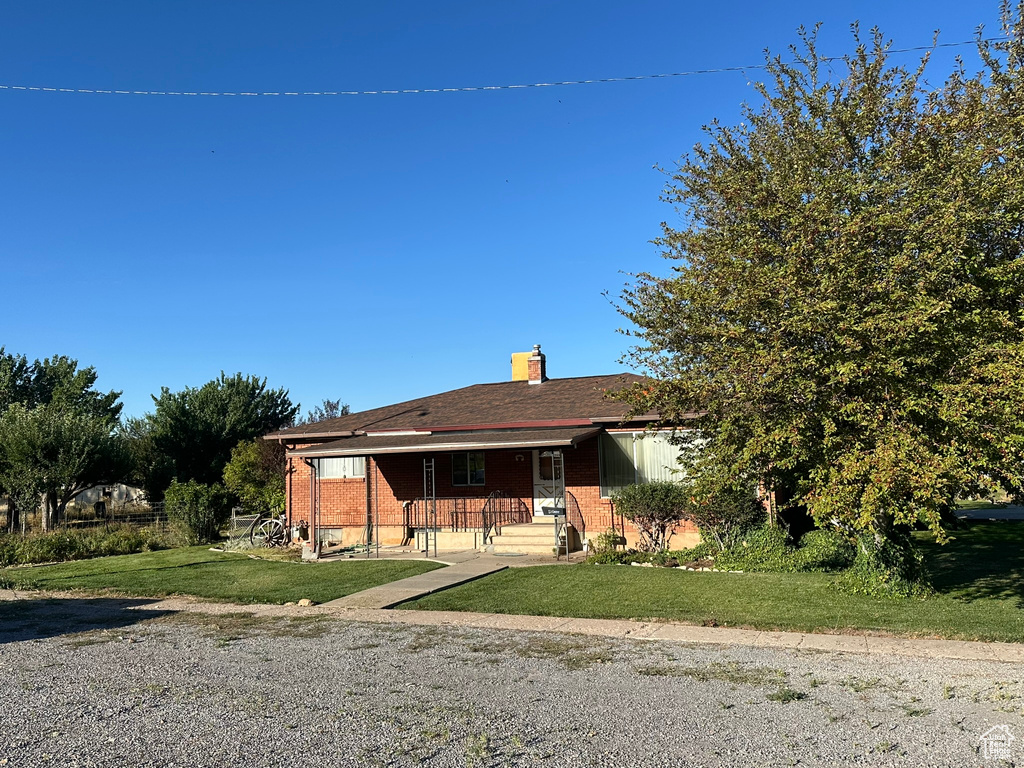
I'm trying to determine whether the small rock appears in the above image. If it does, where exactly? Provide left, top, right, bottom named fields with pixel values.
left=284, top=602, right=296, bottom=606
left=297, top=598, right=315, bottom=607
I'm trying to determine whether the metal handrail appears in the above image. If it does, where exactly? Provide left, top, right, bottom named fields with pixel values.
left=481, top=490, right=533, bottom=542
left=405, top=492, right=531, bottom=535
left=406, top=497, right=480, bottom=531
left=565, top=490, right=585, bottom=542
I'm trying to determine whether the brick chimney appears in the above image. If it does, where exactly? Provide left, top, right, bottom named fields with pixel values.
left=527, top=344, right=547, bottom=384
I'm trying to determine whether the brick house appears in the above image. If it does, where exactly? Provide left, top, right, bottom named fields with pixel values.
left=264, top=346, right=698, bottom=554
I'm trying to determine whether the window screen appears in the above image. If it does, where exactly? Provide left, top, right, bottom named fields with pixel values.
left=599, top=431, right=685, bottom=496
left=317, top=456, right=366, bottom=479
left=599, top=433, right=638, bottom=497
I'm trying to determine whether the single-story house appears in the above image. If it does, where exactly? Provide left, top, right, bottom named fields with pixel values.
left=264, top=346, right=698, bottom=554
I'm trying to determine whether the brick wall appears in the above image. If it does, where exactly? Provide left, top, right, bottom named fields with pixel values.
left=285, top=436, right=699, bottom=548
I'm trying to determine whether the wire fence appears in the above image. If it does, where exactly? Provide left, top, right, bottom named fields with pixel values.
left=225, top=510, right=261, bottom=551
left=2, top=500, right=170, bottom=536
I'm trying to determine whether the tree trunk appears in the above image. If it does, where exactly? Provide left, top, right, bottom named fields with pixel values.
left=4, top=496, right=18, bottom=534
left=41, top=490, right=58, bottom=532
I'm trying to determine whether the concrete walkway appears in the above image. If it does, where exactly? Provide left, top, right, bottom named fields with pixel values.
left=322, top=556, right=511, bottom=609
left=3, top=588, right=1022, bottom=662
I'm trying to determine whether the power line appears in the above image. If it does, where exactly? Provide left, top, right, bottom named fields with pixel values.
left=0, top=37, right=1007, bottom=98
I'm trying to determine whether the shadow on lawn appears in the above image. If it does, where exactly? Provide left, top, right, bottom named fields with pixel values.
left=0, top=597, right=173, bottom=644
left=921, top=521, right=1024, bottom=606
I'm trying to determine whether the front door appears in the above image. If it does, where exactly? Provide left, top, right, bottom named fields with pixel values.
left=532, top=450, right=564, bottom=515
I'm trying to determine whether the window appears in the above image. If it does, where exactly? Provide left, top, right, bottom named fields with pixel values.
left=316, top=456, right=366, bottom=479
left=599, top=431, right=686, bottom=497
left=452, top=451, right=485, bottom=486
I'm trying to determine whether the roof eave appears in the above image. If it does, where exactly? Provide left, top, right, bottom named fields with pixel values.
left=287, top=428, right=603, bottom=458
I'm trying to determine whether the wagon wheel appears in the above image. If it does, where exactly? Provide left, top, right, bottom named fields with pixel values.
left=250, top=516, right=287, bottom=547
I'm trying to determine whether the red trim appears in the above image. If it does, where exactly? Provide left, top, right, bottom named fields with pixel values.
left=414, top=419, right=594, bottom=432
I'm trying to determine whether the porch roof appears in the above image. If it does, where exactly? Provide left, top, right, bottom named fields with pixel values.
left=287, top=426, right=603, bottom=458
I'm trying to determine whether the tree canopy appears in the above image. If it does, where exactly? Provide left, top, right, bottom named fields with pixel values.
left=617, top=6, right=1024, bottom=574
left=139, top=373, right=297, bottom=495
left=0, top=349, right=127, bottom=531
left=295, top=398, right=350, bottom=426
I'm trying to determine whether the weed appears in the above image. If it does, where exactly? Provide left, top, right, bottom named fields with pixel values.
left=900, top=704, right=933, bottom=718
left=465, top=733, right=490, bottom=767
left=839, top=676, right=883, bottom=693
left=767, top=687, right=807, bottom=703
left=669, top=661, right=787, bottom=687
left=513, top=637, right=615, bottom=670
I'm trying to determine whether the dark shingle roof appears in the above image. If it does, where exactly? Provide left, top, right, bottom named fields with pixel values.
left=266, top=373, right=646, bottom=440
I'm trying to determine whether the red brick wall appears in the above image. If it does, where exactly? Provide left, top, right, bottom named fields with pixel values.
left=285, top=436, right=699, bottom=546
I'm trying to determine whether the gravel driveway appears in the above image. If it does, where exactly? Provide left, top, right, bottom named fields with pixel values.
left=1, top=597, right=1021, bottom=767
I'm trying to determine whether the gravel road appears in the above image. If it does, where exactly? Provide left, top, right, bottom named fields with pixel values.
left=1, top=597, right=1021, bottom=767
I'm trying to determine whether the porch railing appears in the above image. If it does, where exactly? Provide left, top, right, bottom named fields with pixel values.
left=405, top=491, right=530, bottom=535
left=565, top=490, right=585, bottom=542
left=481, top=490, right=533, bottom=542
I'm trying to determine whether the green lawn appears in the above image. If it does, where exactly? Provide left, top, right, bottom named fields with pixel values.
left=1, top=547, right=443, bottom=604
left=403, top=521, right=1024, bottom=643
left=956, top=499, right=1009, bottom=510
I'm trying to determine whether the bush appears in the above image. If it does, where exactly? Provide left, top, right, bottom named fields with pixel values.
left=611, top=482, right=691, bottom=551
left=835, top=530, right=931, bottom=598
left=792, top=529, right=856, bottom=572
left=587, top=530, right=626, bottom=556
left=0, top=525, right=177, bottom=567
left=164, top=480, right=231, bottom=544
left=714, top=526, right=795, bottom=572
left=698, top=527, right=856, bottom=574
left=685, top=480, right=766, bottom=551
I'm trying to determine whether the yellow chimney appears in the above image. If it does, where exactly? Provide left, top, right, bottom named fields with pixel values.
left=511, top=351, right=531, bottom=381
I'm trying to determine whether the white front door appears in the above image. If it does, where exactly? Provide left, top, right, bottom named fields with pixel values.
left=532, top=450, right=564, bottom=515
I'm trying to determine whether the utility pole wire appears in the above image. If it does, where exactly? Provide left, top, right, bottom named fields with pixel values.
left=0, top=38, right=1006, bottom=98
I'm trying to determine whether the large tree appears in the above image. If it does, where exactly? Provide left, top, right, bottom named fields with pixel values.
left=141, top=373, right=297, bottom=494
left=617, top=7, right=1024, bottom=586
left=0, top=350, right=127, bottom=531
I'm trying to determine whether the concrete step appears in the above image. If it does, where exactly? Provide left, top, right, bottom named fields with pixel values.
left=495, top=523, right=558, bottom=538
left=491, top=534, right=559, bottom=547
left=491, top=542, right=559, bottom=555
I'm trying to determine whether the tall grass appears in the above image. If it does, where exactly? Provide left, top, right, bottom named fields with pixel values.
left=0, top=525, right=182, bottom=567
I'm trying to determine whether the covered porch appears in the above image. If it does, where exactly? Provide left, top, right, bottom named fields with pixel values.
left=288, top=426, right=607, bottom=557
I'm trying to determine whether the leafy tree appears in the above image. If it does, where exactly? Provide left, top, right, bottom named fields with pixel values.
left=0, top=403, right=131, bottom=531
left=616, top=7, right=1024, bottom=591
left=611, top=481, right=691, bottom=551
left=0, top=350, right=126, bottom=532
left=223, top=439, right=286, bottom=513
left=295, top=398, right=349, bottom=426
left=121, top=416, right=174, bottom=503
left=142, top=373, right=297, bottom=495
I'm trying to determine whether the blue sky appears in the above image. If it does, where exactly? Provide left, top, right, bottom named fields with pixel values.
left=0, top=1, right=1004, bottom=418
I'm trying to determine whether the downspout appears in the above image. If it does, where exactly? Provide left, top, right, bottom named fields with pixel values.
left=365, top=456, right=373, bottom=552
left=303, top=458, right=318, bottom=553
left=286, top=457, right=293, bottom=531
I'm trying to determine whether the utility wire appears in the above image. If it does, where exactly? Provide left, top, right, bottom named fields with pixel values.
left=0, top=37, right=1007, bottom=97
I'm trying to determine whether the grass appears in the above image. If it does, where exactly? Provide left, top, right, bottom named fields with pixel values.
left=1, top=546, right=444, bottom=604
left=956, top=499, right=1010, bottom=510
left=403, top=521, right=1024, bottom=643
